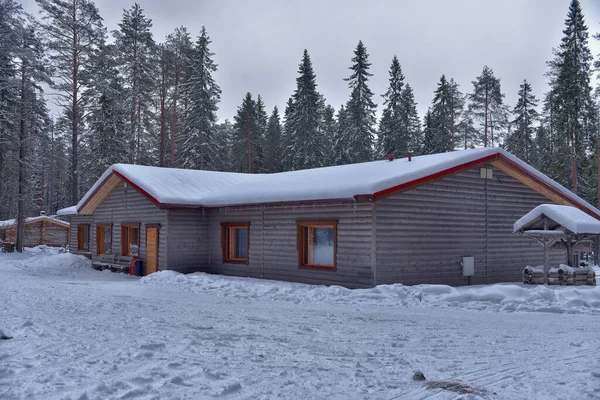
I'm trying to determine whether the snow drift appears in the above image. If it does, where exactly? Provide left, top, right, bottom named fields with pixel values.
left=141, top=270, right=600, bottom=315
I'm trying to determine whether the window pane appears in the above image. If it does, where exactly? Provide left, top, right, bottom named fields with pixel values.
left=103, top=227, right=112, bottom=254
left=312, top=227, right=333, bottom=265
left=82, top=227, right=89, bottom=250
left=130, top=227, right=139, bottom=256
left=234, top=227, right=248, bottom=259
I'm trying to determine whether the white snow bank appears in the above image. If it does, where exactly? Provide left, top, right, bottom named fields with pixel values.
left=514, top=204, right=600, bottom=234
left=2, top=246, right=96, bottom=277
left=141, top=271, right=600, bottom=315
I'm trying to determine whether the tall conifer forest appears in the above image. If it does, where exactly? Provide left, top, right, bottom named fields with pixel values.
left=1, top=0, right=600, bottom=227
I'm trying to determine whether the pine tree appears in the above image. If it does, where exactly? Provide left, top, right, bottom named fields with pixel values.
left=14, top=23, right=51, bottom=251
left=343, top=41, right=376, bottom=163
left=286, top=50, right=325, bottom=170
left=0, top=0, right=23, bottom=219
left=468, top=66, right=506, bottom=147
left=263, top=106, right=282, bottom=173
left=546, top=0, right=595, bottom=195
left=232, top=93, right=260, bottom=173
left=113, top=3, right=157, bottom=165
left=505, top=80, right=539, bottom=163
left=36, top=0, right=105, bottom=205
left=457, top=110, right=478, bottom=150
left=180, top=26, right=221, bottom=170
left=332, top=105, right=352, bottom=165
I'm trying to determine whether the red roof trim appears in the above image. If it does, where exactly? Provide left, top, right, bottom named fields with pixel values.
left=113, top=170, right=163, bottom=208
left=370, top=154, right=500, bottom=198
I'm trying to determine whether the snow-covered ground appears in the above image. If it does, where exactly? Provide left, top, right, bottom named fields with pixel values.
left=1, top=248, right=599, bottom=400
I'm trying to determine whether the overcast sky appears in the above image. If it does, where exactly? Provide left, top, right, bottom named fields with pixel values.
left=20, top=0, right=600, bottom=122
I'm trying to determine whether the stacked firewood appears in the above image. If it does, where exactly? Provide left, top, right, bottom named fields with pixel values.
left=522, top=265, right=545, bottom=284
left=523, top=265, right=596, bottom=286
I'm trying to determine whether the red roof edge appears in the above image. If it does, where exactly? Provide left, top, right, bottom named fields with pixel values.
left=77, top=170, right=164, bottom=214
left=370, top=153, right=500, bottom=198
left=113, top=170, right=163, bottom=208
left=202, top=197, right=356, bottom=210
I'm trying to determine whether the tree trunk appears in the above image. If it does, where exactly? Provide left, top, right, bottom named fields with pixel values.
left=71, top=24, right=79, bottom=206
left=570, top=127, right=577, bottom=194
left=170, top=65, right=179, bottom=167
left=159, top=76, right=166, bottom=167
left=484, top=87, right=489, bottom=147
left=16, top=54, right=27, bottom=253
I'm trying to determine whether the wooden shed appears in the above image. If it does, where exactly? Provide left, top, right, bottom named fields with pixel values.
left=0, top=212, right=70, bottom=248
left=60, top=148, right=600, bottom=288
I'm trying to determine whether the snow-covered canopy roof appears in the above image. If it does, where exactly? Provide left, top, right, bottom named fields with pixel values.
left=77, top=148, right=600, bottom=218
left=0, top=215, right=70, bottom=229
left=57, top=206, right=77, bottom=216
left=513, top=204, right=600, bottom=234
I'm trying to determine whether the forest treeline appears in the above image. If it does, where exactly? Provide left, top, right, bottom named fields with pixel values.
left=1, top=0, right=599, bottom=233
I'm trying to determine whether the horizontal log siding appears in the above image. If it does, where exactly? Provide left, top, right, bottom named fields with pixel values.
left=44, top=223, right=69, bottom=247
left=166, top=209, right=209, bottom=273
left=91, top=181, right=168, bottom=270
left=70, top=215, right=93, bottom=249
left=206, top=203, right=374, bottom=288
left=375, top=167, right=566, bottom=286
left=485, top=169, right=566, bottom=282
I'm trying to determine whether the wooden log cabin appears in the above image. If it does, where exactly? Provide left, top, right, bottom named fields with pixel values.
left=0, top=212, right=70, bottom=248
left=58, top=148, right=600, bottom=288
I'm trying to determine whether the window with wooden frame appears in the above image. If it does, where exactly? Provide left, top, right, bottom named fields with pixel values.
left=96, top=224, right=112, bottom=255
left=297, top=221, right=337, bottom=270
left=77, top=224, right=90, bottom=251
left=220, top=222, right=250, bottom=263
left=121, top=223, right=140, bottom=257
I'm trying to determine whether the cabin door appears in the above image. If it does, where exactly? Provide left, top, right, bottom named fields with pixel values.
left=145, top=226, right=159, bottom=275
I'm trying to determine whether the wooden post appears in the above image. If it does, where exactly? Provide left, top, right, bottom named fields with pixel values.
left=543, top=217, right=549, bottom=284
left=595, top=235, right=600, bottom=266
left=566, top=233, right=573, bottom=267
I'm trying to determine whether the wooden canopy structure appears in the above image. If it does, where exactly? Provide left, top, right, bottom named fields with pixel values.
left=514, top=204, right=600, bottom=283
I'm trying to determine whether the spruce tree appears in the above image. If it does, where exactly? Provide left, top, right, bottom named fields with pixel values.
left=263, top=106, right=282, bottom=173
left=286, top=50, right=325, bottom=170
left=343, top=41, right=376, bottom=163
left=505, top=80, right=538, bottom=163
left=36, top=0, right=104, bottom=204
left=321, top=104, right=336, bottom=164
left=457, top=110, right=478, bottom=150
left=232, top=93, right=260, bottom=173
left=84, top=42, right=127, bottom=184
left=377, top=56, right=405, bottom=158
left=113, top=3, right=157, bottom=165
left=164, top=27, right=193, bottom=167
left=468, top=66, right=506, bottom=147
left=546, top=0, right=595, bottom=195
left=401, top=84, right=422, bottom=154
left=181, top=26, right=221, bottom=170
left=421, top=109, right=435, bottom=155
left=332, top=105, right=351, bottom=165
left=427, top=75, right=463, bottom=154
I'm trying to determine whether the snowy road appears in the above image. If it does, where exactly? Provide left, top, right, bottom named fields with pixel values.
left=1, top=249, right=599, bottom=399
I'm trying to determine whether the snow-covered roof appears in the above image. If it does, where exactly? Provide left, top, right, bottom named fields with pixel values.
left=0, top=215, right=70, bottom=229
left=77, top=148, right=600, bottom=218
left=514, top=204, right=600, bottom=234
left=57, top=206, right=78, bottom=216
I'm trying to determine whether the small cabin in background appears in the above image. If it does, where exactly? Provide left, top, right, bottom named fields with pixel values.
left=0, top=212, right=70, bottom=248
